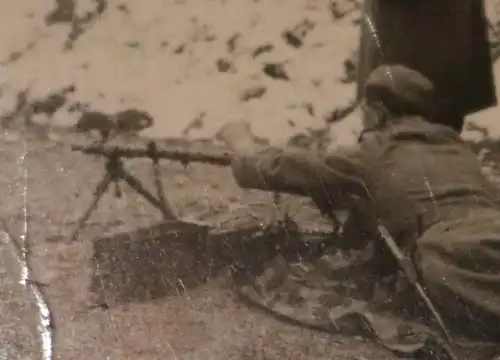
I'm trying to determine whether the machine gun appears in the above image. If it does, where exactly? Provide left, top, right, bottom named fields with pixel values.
left=70, top=141, right=234, bottom=240
left=71, top=140, right=458, bottom=357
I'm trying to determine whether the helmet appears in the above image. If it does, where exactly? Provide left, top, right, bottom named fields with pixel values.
left=364, top=65, right=434, bottom=116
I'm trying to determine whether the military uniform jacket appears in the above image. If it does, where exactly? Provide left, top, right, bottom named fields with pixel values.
left=231, top=117, right=499, bottom=244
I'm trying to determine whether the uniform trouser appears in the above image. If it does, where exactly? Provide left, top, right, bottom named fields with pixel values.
left=416, top=207, right=500, bottom=341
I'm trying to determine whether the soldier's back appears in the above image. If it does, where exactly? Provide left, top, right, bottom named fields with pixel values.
left=360, top=117, right=499, bottom=232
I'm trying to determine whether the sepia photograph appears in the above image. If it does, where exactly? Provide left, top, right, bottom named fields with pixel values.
left=1, top=0, right=500, bottom=359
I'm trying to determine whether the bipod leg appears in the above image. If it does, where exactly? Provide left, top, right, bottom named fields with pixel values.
left=120, top=170, right=177, bottom=220
left=147, top=141, right=177, bottom=220
left=71, top=172, right=113, bottom=240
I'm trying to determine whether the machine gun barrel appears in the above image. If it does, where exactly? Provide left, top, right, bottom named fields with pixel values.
left=71, top=143, right=233, bottom=166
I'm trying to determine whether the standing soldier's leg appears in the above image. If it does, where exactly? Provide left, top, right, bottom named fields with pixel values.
left=356, top=0, right=496, bottom=133
left=438, top=111, right=465, bottom=133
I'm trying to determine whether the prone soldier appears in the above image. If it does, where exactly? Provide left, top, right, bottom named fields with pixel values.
left=218, top=65, right=500, bottom=341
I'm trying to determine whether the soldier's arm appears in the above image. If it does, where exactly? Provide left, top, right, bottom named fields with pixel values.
left=231, top=145, right=368, bottom=200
